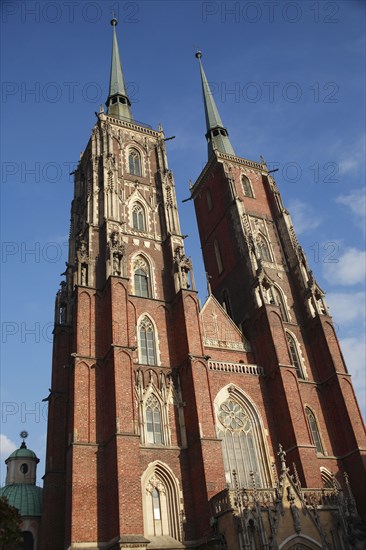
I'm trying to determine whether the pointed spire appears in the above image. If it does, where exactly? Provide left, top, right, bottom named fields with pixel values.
left=195, top=51, right=235, bottom=158
left=106, top=17, right=133, bottom=120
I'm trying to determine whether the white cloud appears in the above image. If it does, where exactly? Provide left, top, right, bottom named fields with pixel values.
left=336, top=188, right=366, bottom=233
left=323, top=247, right=366, bottom=286
left=338, top=136, right=365, bottom=176
left=0, top=434, right=17, bottom=461
left=327, top=292, right=366, bottom=325
left=340, top=336, right=366, bottom=420
left=288, top=199, right=321, bottom=235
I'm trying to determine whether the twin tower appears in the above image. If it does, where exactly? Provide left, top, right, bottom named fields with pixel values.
left=40, top=19, right=365, bottom=550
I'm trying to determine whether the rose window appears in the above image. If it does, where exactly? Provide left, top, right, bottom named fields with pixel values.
left=218, top=400, right=251, bottom=432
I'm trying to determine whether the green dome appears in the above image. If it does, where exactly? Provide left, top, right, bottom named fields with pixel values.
left=0, top=484, right=43, bottom=516
left=6, top=447, right=38, bottom=461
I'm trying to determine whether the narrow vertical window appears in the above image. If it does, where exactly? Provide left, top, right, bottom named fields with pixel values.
left=139, top=317, right=156, bottom=365
left=214, top=239, right=224, bottom=274
left=222, top=289, right=232, bottom=318
left=257, top=236, right=271, bottom=262
left=271, top=286, right=288, bottom=322
left=306, top=407, right=324, bottom=454
left=206, top=189, right=213, bottom=211
left=133, top=256, right=151, bottom=298
left=146, top=395, right=163, bottom=444
left=129, top=149, right=141, bottom=176
left=286, top=333, right=304, bottom=379
left=132, top=203, right=146, bottom=231
left=152, top=488, right=161, bottom=519
left=242, top=175, right=253, bottom=198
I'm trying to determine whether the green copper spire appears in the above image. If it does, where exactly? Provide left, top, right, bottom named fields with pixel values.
left=106, top=17, right=133, bottom=120
left=195, top=51, right=235, bottom=158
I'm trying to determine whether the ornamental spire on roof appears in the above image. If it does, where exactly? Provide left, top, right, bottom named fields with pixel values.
left=195, top=51, right=235, bottom=158
left=106, top=17, right=133, bottom=120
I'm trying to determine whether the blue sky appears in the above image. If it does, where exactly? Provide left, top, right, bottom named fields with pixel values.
left=1, top=0, right=365, bottom=484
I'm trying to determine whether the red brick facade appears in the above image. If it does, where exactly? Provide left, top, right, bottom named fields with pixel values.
left=40, top=34, right=366, bottom=550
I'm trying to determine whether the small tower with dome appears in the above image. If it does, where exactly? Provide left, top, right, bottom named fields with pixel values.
left=0, top=432, right=43, bottom=550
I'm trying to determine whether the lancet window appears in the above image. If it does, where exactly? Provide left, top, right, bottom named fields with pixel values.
left=306, top=407, right=324, bottom=454
left=139, top=316, right=157, bottom=365
left=129, top=148, right=141, bottom=176
left=215, top=389, right=271, bottom=489
left=242, top=175, right=254, bottom=198
left=132, top=202, right=146, bottom=231
left=286, top=332, right=305, bottom=379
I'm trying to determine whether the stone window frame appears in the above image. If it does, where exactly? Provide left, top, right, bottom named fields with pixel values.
left=214, top=385, right=272, bottom=489
left=137, top=314, right=160, bottom=366
left=285, top=330, right=307, bottom=380
left=270, top=284, right=290, bottom=322
left=141, top=461, right=183, bottom=542
left=131, top=253, right=156, bottom=299
left=128, top=147, right=142, bottom=177
left=132, top=202, right=147, bottom=231
left=305, top=405, right=326, bottom=456
left=256, top=232, right=273, bottom=263
left=241, top=174, right=255, bottom=198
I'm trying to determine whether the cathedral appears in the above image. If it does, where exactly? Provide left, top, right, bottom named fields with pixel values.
left=39, top=18, right=366, bottom=550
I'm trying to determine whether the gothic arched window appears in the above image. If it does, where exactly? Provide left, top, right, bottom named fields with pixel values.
left=216, top=394, right=269, bottom=488
left=139, top=316, right=156, bottom=365
left=222, top=289, right=233, bottom=318
left=143, top=462, right=182, bottom=541
left=286, top=332, right=304, bottom=379
left=152, top=487, right=162, bottom=522
left=146, top=394, right=163, bottom=445
left=320, top=467, right=339, bottom=489
left=271, top=286, right=289, bottom=322
left=133, top=256, right=151, bottom=298
left=306, top=407, right=324, bottom=454
left=257, top=236, right=272, bottom=262
left=206, top=189, right=213, bottom=211
left=129, top=148, right=141, bottom=176
left=132, top=203, right=146, bottom=231
left=242, top=175, right=254, bottom=198
left=214, top=239, right=224, bottom=274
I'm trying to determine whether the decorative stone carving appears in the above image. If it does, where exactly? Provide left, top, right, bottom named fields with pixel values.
left=76, top=239, right=89, bottom=286
left=108, top=231, right=125, bottom=276
left=55, top=280, right=68, bottom=324
left=173, top=245, right=194, bottom=291
left=146, top=475, right=166, bottom=495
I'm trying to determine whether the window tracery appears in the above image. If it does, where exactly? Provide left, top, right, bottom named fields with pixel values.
left=142, top=462, right=182, bottom=542
left=129, top=148, right=141, bottom=176
left=132, top=202, right=146, bottom=231
left=216, top=391, right=270, bottom=488
left=133, top=256, right=151, bottom=298
left=138, top=316, right=156, bottom=365
left=257, top=235, right=272, bottom=262
left=146, top=394, right=163, bottom=444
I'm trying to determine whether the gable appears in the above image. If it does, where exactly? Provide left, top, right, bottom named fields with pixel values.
left=200, top=295, right=249, bottom=351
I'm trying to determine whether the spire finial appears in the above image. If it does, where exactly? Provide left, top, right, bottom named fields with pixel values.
left=20, top=430, right=28, bottom=448
left=111, top=10, right=117, bottom=26
left=106, top=14, right=133, bottom=120
left=195, top=52, right=235, bottom=158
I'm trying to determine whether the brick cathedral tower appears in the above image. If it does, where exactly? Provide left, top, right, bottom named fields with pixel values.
left=40, top=22, right=365, bottom=550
